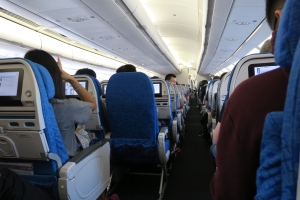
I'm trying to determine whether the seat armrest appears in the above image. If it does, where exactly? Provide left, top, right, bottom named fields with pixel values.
left=158, top=127, right=170, bottom=165
left=172, top=118, right=179, bottom=143
left=105, top=132, right=111, bottom=139
left=58, top=140, right=110, bottom=200
left=68, top=139, right=109, bottom=164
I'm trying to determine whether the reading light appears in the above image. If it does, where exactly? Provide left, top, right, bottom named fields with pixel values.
left=235, top=22, right=250, bottom=25
left=68, top=17, right=89, bottom=23
left=225, top=37, right=239, bottom=41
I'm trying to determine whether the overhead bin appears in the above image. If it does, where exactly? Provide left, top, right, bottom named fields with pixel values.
left=39, top=33, right=73, bottom=58
left=93, top=54, right=114, bottom=68
left=71, top=46, right=95, bottom=63
left=83, top=0, right=126, bottom=21
left=0, top=17, right=41, bottom=49
left=122, top=0, right=138, bottom=12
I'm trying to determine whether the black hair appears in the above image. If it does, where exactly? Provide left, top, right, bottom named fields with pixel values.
left=116, top=64, right=136, bottom=73
left=202, top=80, right=208, bottom=85
left=75, top=68, right=96, bottom=78
left=220, top=72, right=227, bottom=80
left=24, top=49, right=65, bottom=99
left=266, top=0, right=286, bottom=30
left=151, top=76, right=159, bottom=79
left=165, top=74, right=176, bottom=81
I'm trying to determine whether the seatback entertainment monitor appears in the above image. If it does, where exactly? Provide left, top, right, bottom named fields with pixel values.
left=248, top=63, right=279, bottom=77
left=65, top=80, right=88, bottom=98
left=0, top=68, right=24, bottom=106
left=153, top=83, right=162, bottom=97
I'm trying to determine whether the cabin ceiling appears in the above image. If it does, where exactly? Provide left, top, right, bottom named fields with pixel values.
left=1, top=0, right=272, bottom=78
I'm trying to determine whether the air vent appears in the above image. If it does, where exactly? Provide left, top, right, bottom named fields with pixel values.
left=0, top=8, right=41, bottom=28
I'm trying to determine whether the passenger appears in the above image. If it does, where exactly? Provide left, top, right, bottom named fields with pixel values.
left=0, top=168, right=118, bottom=200
left=24, top=49, right=97, bottom=156
left=75, top=67, right=97, bottom=78
left=199, top=80, right=208, bottom=104
left=256, top=0, right=300, bottom=198
left=211, top=74, right=226, bottom=118
left=116, top=64, right=136, bottom=73
left=5, top=50, right=115, bottom=200
left=260, top=39, right=272, bottom=53
left=165, top=74, right=185, bottom=138
left=211, top=38, right=273, bottom=159
left=0, top=168, right=52, bottom=200
left=210, top=0, right=288, bottom=199
left=165, top=74, right=184, bottom=108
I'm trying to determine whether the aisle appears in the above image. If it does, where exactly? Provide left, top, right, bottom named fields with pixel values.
left=163, top=95, right=214, bottom=200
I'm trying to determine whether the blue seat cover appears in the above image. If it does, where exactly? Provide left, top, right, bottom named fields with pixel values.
left=256, top=0, right=300, bottom=199
left=106, top=72, right=170, bottom=165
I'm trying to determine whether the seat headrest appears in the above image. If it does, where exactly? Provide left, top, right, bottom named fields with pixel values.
left=275, top=0, right=300, bottom=69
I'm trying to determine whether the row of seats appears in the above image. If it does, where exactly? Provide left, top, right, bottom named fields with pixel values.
left=200, top=53, right=277, bottom=136
left=0, top=58, right=191, bottom=199
left=0, top=58, right=110, bottom=200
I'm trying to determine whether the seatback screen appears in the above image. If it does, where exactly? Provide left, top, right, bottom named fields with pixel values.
left=248, top=63, right=278, bottom=77
left=0, top=72, right=19, bottom=96
left=153, top=83, right=162, bottom=97
left=103, top=85, right=107, bottom=95
left=0, top=68, right=24, bottom=106
left=254, top=66, right=279, bottom=76
left=65, top=81, right=88, bottom=98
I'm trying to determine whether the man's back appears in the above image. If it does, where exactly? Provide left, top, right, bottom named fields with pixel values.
left=210, top=67, right=289, bottom=199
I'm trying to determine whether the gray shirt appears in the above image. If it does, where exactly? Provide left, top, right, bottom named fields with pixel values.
left=50, top=98, right=92, bottom=156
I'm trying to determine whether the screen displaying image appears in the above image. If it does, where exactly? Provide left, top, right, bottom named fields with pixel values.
left=65, top=81, right=87, bottom=96
left=254, top=66, right=279, bottom=76
left=0, top=72, right=19, bottom=96
left=103, top=85, right=107, bottom=95
left=153, top=83, right=160, bottom=94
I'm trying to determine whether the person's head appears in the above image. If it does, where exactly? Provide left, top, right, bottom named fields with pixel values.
left=75, top=68, right=96, bottom=78
left=151, top=76, right=159, bottom=79
left=24, top=49, right=65, bottom=99
left=260, top=39, right=272, bottom=53
left=165, top=74, right=177, bottom=85
left=116, top=64, right=136, bottom=73
left=266, top=0, right=286, bottom=31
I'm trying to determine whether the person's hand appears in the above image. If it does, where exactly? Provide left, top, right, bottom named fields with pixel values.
left=57, top=57, right=73, bottom=81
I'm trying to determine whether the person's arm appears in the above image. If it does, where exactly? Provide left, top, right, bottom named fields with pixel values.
left=212, top=122, right=221, bottom=144
left=57, top=58, right=97, bottom=111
